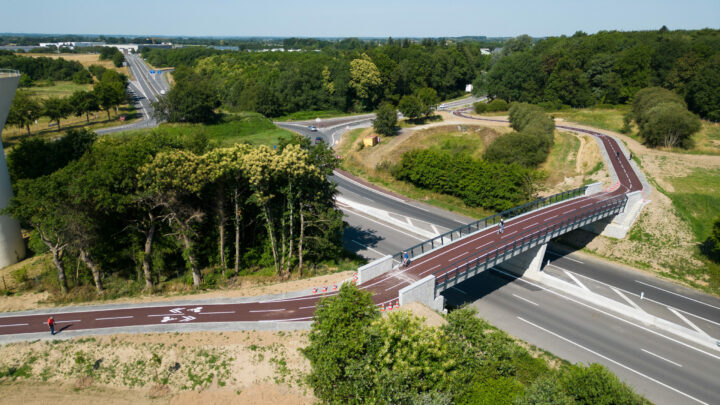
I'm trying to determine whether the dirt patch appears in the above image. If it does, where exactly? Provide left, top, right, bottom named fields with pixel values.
left=395, top=302, right=447, bottom=328
left=0, top=330, right=313, bottom=404
left=0, top=271, right=354, bottom=313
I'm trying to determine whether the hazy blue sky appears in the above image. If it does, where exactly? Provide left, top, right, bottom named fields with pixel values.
left=3, top=0, right=719, bottom=38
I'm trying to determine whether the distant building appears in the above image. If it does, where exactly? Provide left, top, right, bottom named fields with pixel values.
left=480, top=48, right=491, bottom=55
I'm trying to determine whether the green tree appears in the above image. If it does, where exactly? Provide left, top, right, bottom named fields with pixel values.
left=72, top=69, right=93, bottom=84
left=641, top=103, right=701, bottom=148
left=152, top=67, right=219, bottom=123
left=373, top=102, right=398, bottom=136
left=349, top=54, right=382, bottom=109
left=416, top=87, right=440, bottom=117
left=41, top=96, right=72, bottom=131
left=112, top=51, right=125, bottom=68
left=398, top=94, right=424, bottom=120
left=303, top=282, right=378, bottom=403
left=486, top=52, right=545, bottom=102
left=93, top=69, right=127, bottom=120
left=704, top=216, right=720, bottom=262
left=68, top=90, right=99, bottom=123
left=686, top=54, right=720, bottom=121
left=6, top=91, right=41, bottom=135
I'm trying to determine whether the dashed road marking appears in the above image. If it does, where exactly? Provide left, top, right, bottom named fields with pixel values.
left=512, top=294, right=539, bottom=306
left=96, top=316, right=133, bottom=321
left=641, top=349, right=683, bottom=367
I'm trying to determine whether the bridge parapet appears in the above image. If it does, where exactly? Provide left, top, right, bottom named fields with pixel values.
left=433, top=194, right=627, bottom=294
left=393, top=185, right=589, bottom=264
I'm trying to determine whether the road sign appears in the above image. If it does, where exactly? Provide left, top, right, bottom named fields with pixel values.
left=149, top=70, right=156, bottom=74
left=315, top=118, right=321, bottom=123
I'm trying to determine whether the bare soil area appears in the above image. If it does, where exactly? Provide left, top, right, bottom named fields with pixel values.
left=0, top=330, right=313, bottom=405
left=19, top=53, right=131, bottom=77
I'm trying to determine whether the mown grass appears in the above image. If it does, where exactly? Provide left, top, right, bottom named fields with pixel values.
left=114, top=112, right=295, bottom=147
left=666, top=168, right=720, bottom=242
left=275, top=110, right=364, bottom=121
left=23, top=81, right=93, bottom=98
left=552, top=106, right=720, bottom=155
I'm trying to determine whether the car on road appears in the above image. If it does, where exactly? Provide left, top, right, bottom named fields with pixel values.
left=308, top=125, right=318, bottom=132
left=315, top=136, right=323, bottom=144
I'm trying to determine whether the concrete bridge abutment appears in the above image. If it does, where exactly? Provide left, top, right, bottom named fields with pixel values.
left=497, top=243, right=548, bottom=281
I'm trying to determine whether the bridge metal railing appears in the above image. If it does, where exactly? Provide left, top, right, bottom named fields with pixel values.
left=433, top=194, right=627, bottom=293
left=393, top=185, right=588, bottom=263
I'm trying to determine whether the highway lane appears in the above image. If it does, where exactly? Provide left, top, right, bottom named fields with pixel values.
left=444, top=268, right=720, bottom=405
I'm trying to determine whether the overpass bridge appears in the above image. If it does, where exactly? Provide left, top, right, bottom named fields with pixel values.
left=0, top=110, right=648, bottom=337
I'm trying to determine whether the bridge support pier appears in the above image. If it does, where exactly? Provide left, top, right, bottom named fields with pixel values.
left=399, top=275, right=445, bottom=312
left=497, top=243, right=547, bottom=281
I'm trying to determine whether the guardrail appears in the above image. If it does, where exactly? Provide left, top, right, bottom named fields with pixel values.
left=0, top=69, right=21, bottom=78
left=393, top=185, right=588, bottom=263
left=433, top=194, right=627, bottom=293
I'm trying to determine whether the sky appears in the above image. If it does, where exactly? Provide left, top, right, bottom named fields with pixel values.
left=3, top=0, right=719, bottom=38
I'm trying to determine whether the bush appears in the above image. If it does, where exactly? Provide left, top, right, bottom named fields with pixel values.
left=72, top=69, right=93, bottom=84
left=474, top=102, right=487, bottom=114
left=561, top=363, right=646, bottom=405
left=373, top=102, right=398, bottom=136
left=486, top=99, right=509, bottom=112
left=704, top=216, right=720, bottom=262
left=457, top=377, right=525, bottom=405
left=392, top=149, right=535, bottom=211
left=485, top=102, right=555, bottom=168
left=632, top=87, right=701, bottom=148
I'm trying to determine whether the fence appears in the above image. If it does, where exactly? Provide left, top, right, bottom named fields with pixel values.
left=393, top=185, right=589, bottom=263
left=433, top=194, right=627, bottom=293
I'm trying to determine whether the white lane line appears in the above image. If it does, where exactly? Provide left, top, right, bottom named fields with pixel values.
left=611, top=287, right=644, bottom=311
left=561, top=266, right=720, bottom=328
left=490, top=267, right=720, bottom=361
left=635, top=281, right=720, bottom=311
left=148, top=314, right=179, bottom=317
left=546, top=251, right=583, bottom=263
left=351, top=239, right=392, bottom=259
left=385, top=280, right=408, bottom=291
left=641, top=349, right=683, bottom=367
left=55, top=320, right=80, bottom=324
left=0, top=323, right=29, bottom=328
left=418, top=263, right=442, bottom=276
left=333, top=171, right=407, bottom=204
left=346, top=210, right=425, bottom=242
left=451, top=286, right=467, bottom=295
left=668, top=307, right=710, bottom=337
left=502, top=230, right=518, bottom=237
left=96, top=316, right=133, bottom=321
left=450, top=252, right=468, bottom=262
left=512, top=294, right=539, bottom=306
left=545, top=214, right=559, bottom=221
left=518, top=317, right=707, bottom=405
left=564, top=270, right=590, bottom=292
left=299, top=306, right=316, bottom=310
left=249, top=309, right=286, bottom=313
left=259, top=316, right=312, bottom=322
left=475, top=241, right=494, bottom=251
left=523, top=222, right=538, bottom=229
left=201, top=311, right=236, bottom=315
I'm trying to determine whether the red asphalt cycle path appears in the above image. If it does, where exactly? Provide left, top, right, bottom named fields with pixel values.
left=0, top=111, right=643, bottom=336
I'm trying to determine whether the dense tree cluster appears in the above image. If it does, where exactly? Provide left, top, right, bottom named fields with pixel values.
left=392, top=149, right=534, bottom=211
left=629, top=87, right=701, bottom=148
left=3, top=131, right=343, bottom=295
left=484, top=102, right=555, bottom=168
left=704, top=216, right=720, bottom=263
left=304, top=283, right=647, bottom=404
left=0, top=51, right=85, bottom=85
left=149, top=41, right=490, bottom=117
left=152, top=67, right=220, bottom=123
left=98, top=46, right=126, bottom=67
left=477, top=28, right=720, bottom=120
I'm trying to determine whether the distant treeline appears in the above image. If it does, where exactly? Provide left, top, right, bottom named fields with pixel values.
left=147, top=41, right=492, bottom=117
left=0, top=50, right=84, bottom=82
left=476, top=28, right=720, bottom=120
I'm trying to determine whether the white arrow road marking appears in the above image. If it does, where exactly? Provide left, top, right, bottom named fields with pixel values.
left=188, top=307, right=203, bottom=313
left=180, top=316, right=195, bottom=322
left=160, top=316, right=177, bottom=323
left=170, top=307, right=185, bottom=314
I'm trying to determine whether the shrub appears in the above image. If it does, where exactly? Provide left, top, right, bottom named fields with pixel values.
left=632, top=87, right=701, bottom=148
left=486, top=98, right=509, bottom=112
left=561, top=363, right=646, bottom=405
left=474, top=102, right=487, bottom=114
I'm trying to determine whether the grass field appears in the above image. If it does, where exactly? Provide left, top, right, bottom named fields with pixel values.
left=22, top=81, right=92, bottom=98
left=275, top=110, right=364, bottom=121
left=666, top=168, right=720, bottom=243
left=553, top=106, right=720, bottom=155
left=18, top=53, right=131, bottom=77
left=114, top=112, right=295, bottom=148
